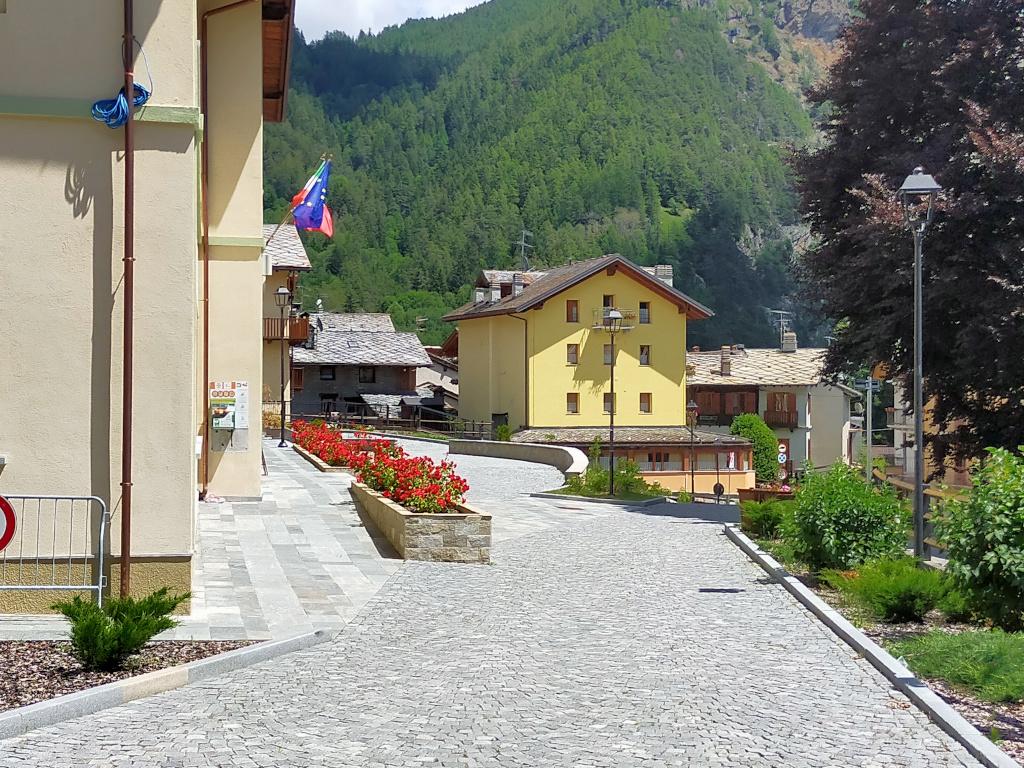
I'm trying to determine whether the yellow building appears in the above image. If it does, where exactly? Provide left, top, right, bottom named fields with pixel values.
left=444, top=254, right=755, bottom=494
left=0, top=0, right=296, bottom=609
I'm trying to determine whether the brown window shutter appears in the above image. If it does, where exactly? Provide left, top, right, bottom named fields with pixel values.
left=291, top=366, right=304, bottom=391
left=743, top=392, right=756, bottom=414
left=787, top=393, right=797, bottom=413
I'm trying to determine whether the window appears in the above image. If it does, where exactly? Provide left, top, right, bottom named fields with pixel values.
left=603, top=344, right=613, bottom=365
left=566, top=300, right=579, bottom=323
left=640, top=392, right=652, bottom=413
left=771, top=392, right=797, bottom=412
left=639, top=301, right=651, bottom=324
left=603, top=294, right=615, bottom=308
left=724, top=391, right=756, bottom=415
left=290, top=367, right=304, bottom=391
left=639, top=345, right=651, bottom=366
left=358, top=366, right=376, bottom=383
left=603, top=392, right=615, bottom=414
left=566, top=392, right=579, bottom=414
left=319, top=366, right=335, bottom=381
left=566, top=344, right=579, bottom=365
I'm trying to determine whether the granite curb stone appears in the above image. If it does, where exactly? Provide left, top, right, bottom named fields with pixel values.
left=724, top=523, right=1019, bottom=768
left=0, top=629, right=333, bottom=742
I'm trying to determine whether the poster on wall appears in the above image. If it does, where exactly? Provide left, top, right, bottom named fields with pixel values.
left=209, top=381, right=249, bottom=430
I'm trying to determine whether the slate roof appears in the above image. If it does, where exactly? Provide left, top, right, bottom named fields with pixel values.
left=292, top=312, right=430, bottom=367
left=511, top=426, right=750, bottom=446
left=262, top=224, right=311, bottom=271
left=444, top=254, right=713, bottom=322
left=688, top=347, right=857, bottom=396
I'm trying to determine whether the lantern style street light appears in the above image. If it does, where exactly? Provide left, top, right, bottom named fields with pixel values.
left=898, top=166, right=942, bottom=558
left=596, top=307, right=631, bottom=496
left=274, top=285, right=292, bottom=448
left=686, top=399, right=699, bottom=499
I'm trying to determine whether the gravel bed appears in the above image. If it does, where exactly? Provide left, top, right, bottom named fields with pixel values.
left=0, top=640, right=254, bottom=711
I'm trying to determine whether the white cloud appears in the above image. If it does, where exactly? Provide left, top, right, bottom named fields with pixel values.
left=295, top=0, right=487, bottom=41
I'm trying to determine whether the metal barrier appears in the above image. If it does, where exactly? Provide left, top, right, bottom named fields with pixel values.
left=0, top=495, right=110, bottom=606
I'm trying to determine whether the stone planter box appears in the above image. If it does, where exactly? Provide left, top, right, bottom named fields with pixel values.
left=349, top=481, right=491, bottom=563
left=738, top=487, right=795, bottom=503
left=292, top=444, right=353, bottom=474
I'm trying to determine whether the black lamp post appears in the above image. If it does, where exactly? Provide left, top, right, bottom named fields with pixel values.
left=274, top=285, right=292, bottom=448
left=897, top=166, right=942, bottom=558
left=603, top=308, right=625, bottom=496
left=686, top=399, right=699, bottom=499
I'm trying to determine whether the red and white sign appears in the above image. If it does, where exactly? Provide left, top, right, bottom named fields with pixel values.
left=0, top=495, right=16, bottom=553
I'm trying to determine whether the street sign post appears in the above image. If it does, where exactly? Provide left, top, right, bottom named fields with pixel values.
left=0, top=495, right=16, bottom=553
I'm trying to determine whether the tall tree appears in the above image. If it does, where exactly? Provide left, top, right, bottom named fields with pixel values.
left=795, top=0, right=1024, bottom=470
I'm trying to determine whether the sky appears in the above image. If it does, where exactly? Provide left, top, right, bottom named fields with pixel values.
left=295, top=1, right=488, bottom=41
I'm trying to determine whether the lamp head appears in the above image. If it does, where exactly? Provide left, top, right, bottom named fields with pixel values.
left=898, top=166, right=942, bottom=229
left=274, top=285, right=292, bottom=308
left=604, top=307, right=623, bottom=332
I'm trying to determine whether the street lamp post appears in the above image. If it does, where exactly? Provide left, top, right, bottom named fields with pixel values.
left=898, top=166, right=942, bottom=559
left=274, top=285, right=292, bottom=448
left=604, top=309, right=625, bottom=496
left=686, top=400, right=699, bottom=498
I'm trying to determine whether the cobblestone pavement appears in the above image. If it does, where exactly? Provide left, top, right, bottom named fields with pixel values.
left=0, top=439, right=588, bottom=641
left=0, top=509, right=980, bottom=766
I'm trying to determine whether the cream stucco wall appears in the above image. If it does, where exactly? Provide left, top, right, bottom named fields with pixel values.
left=200, top=0, right=265, bottom=498
left=262, top=271, right=293, bottom=418
left=809, top=384, right=854, bottom=468
left=456, top=315, right=527, bottom=428
left=0, top=1, right=199, bottom=560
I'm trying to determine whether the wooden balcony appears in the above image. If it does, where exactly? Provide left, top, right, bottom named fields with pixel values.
left=264, top=316, right=309, bottom=344
left=764, top=409, right=798, bottom=429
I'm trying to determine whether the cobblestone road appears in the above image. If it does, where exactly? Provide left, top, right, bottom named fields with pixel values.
left=0, top=508, right=979, bottom=766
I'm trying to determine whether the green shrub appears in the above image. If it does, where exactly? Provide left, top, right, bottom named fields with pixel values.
left=53, top=588, right=190, bottom=671
left=740, top=500, right=786, bottom=539
left=824, top=558, right=946, bottom=623
left=677, top=490, right=693, bottom=504
left=890, top=630, right=1024, bottom=703
left=935, top=447, right=1024, bottom=631
left=495, top=424, right=512, bottom=442
left=938, top=587, right=976, bottom=624
left=790, top=462, right=909, bottom=569
left=730, top=414, right=778, bottom=485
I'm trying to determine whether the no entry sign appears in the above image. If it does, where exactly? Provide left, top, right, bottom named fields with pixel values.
left=0, top=495, right=15, bottom=553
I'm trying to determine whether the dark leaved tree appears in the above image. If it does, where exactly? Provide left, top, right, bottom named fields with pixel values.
left=794, top=0, right=1024, bottom=471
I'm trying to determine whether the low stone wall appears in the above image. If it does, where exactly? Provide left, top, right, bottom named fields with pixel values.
left=448, top=440, right=588, bottom=477
left=349, top=482, right=491, bottom=563
left=292, top=444, right=352, bottom=474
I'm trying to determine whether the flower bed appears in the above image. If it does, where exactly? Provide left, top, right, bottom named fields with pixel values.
left=291, top=420, right=394, bottom=471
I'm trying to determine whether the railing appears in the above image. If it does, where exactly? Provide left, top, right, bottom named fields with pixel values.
left=290, top=405, right=494, bottom=441
left=764, top=409, right=798, bottom=428
left=870, top=468, right=963, bottom=561
left=263, top=316, right=310, bottom=343
left=0, top=495, right=110, bottom=606
left=697, top=413, right=738, bottom=427
left=590, top=307, right=637, bottom=329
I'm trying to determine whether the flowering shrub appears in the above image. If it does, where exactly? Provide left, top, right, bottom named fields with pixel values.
left=291, top=420, right=469, bottom=513
left=291, top=420, right=394, bottom=467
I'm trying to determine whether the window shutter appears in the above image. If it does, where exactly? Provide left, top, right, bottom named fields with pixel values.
left=290, top=366, right=304, bottom=391
left=743, top=392, right=756, bottom=414
left=787, top=393, right=797, bottom=413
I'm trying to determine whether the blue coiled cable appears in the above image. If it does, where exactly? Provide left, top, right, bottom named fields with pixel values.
left=91, top=83, right=151, bottom=129
left=91, top=37, right=154, bottom=129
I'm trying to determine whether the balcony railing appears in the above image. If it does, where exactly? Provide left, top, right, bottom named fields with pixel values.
left=264, top=316, right=310, bottom=344
left=764, top=409, right=798, bottom=428
left=591, top=307, right=637, bottom=330
left=696, top=413, right=735, bottom=427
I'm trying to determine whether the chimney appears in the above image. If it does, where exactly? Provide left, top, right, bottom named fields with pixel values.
left=782, top=331, right=798, bottom=353
left=474, top=287, right=486, bottom=303
left=654, top=264, right=673, bottom=287
left=489, top=282, right=501, bottom=303
left=512, top=273, right=524, bottom=297
left=720, top=345, right=731, bottom=377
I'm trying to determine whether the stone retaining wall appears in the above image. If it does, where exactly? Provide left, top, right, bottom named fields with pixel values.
left=292, top=444, right=352, bottom=474
left=349, top=482, right=491, bottom=563
left=448, top=440, right=588, bottom=477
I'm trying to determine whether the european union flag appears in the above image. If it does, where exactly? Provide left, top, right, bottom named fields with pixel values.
left=290, top=159, right=334, bottom=238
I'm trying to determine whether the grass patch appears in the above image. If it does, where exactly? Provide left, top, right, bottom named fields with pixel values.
left=889, top=630, right=1024, bottom=703
left=545, top=487, right=667, bottom=501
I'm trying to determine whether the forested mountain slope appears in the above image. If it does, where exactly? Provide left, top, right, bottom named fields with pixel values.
left=264, top=0, right=848, bottom=345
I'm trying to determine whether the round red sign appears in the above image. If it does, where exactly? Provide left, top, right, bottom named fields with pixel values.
left=0, top=496, right=16, bottom=553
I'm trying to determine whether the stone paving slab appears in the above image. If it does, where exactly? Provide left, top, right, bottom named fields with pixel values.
left=0, top=511, right=981, bottom=767
left=0, top=438, right=590, bottom=641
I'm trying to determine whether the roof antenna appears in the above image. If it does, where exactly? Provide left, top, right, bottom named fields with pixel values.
left=513, top=228, right=534, bottom=271
left=765, top=308, right=794, bottom=348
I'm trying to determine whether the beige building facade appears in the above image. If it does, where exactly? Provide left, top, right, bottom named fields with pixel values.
left=0, top=1, right=295, bottom=610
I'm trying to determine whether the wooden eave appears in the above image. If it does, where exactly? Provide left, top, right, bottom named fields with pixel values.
left=262, top=0, right=295, bottom=122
